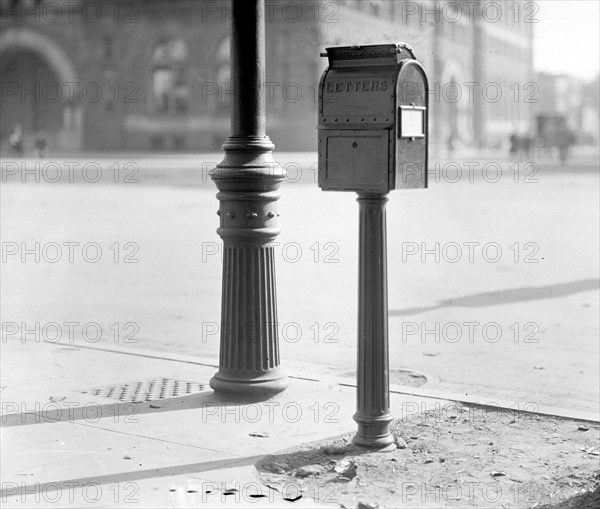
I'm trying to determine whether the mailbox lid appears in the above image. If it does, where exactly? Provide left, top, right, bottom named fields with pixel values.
left=320, top=68, right=397, bottom=128
left=318, top=44, right=416, bottom=129
left=323, top=43, right=415, bottom=68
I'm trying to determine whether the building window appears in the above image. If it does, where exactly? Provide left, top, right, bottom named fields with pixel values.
left=103, top=35, right=113, bottom=60
left=173, top=135, right=186, bottom=150
left=151, top=135, right=165, bottom=150
left=369, top=0, right=382, bottom=16
left=153, top=37, right=188, bottom=62
left=152, top=68, right=174, bottom=113
left=216, top=36, right=231, bottom=109
left=216, top=37, right=230, bottom=85
left=152, top=37, right=189, bottom=114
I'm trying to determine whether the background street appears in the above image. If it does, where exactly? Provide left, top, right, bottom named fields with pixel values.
left=2, top=151, right=598, bottom=414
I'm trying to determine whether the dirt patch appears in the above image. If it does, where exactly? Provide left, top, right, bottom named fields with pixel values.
left=256, top=404, right=600, bottom=508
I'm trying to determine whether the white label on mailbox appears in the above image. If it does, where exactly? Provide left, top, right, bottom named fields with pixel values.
left=400, top=107, right=424, bottom=138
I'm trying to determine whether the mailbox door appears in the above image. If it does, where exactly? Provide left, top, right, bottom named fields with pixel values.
left=394, top=61, right=428, bottom=190
left=319, top=130, right=391, bottom=193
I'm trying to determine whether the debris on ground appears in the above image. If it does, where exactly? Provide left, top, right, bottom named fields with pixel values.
left=249, top=431, right=270, bottom=438
left=255, top=405, right=600, bottom=508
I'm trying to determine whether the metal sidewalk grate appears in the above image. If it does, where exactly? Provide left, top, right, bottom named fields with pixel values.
left=82, top=378, right=210, bottom=403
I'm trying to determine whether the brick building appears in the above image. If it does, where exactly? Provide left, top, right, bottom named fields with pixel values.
left=0, top=0, right=534, bottom=153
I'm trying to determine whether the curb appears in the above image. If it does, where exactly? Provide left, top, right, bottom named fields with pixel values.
left=49, top=341, right=599, bottom=424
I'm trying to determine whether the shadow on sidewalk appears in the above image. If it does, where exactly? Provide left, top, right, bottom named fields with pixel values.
left=1, top=391, right=277, bottom=428
left=0, top=455, right=265, bottom=498
left=390, top=278, right=599, bottom=316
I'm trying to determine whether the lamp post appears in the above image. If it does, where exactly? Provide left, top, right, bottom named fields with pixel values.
left=209, top=0, right=288, bottom=397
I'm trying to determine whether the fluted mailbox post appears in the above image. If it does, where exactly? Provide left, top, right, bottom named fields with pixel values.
left=318, top=44, right=429, bottom=447
left=209, top=0, right=288, bottom=396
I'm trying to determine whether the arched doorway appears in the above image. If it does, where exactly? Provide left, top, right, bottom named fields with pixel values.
left=1, top=51, right=63, bottom=152
left=0, top=28, right=82, bottom=153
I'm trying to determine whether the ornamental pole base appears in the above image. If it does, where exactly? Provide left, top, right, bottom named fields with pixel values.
left=210, top=370, right=289, bottom=398
left=353, top=413, right=396, bottom=448
left=210, top=135, right=288, bottom=399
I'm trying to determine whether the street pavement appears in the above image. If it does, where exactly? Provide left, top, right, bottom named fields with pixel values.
left=1, top=149, right=599, bottom=414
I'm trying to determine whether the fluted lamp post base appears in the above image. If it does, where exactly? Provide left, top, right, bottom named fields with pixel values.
left=209, top=136, right=289, bottom=398
left=210, top=370, right=289, bottom=398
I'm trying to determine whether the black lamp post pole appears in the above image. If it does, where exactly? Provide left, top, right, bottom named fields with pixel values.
left=209, top=0, right=288, bottom=396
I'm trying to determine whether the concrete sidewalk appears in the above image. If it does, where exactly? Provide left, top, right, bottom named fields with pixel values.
left=2, top=339, right=598, bottom=508
left=1, top=338, right=445, bottom=508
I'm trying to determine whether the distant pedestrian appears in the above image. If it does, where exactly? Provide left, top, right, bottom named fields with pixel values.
left=509, top=132, right=518, bottom=158
left=558, top=129, right=576, bottom=165
left=522, top=134, right=533, bottom=159
left=34, top=130, right=48, bottom=158
left=8, top=124, right=24, bottom=157
left=447, top=132, right=456, bottom=159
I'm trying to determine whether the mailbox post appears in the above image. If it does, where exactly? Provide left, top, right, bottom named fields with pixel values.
left=318, top=44, right=428, bottom=447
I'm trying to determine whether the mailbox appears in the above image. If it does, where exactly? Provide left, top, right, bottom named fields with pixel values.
left=318, top=43, right=429, bottom=193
